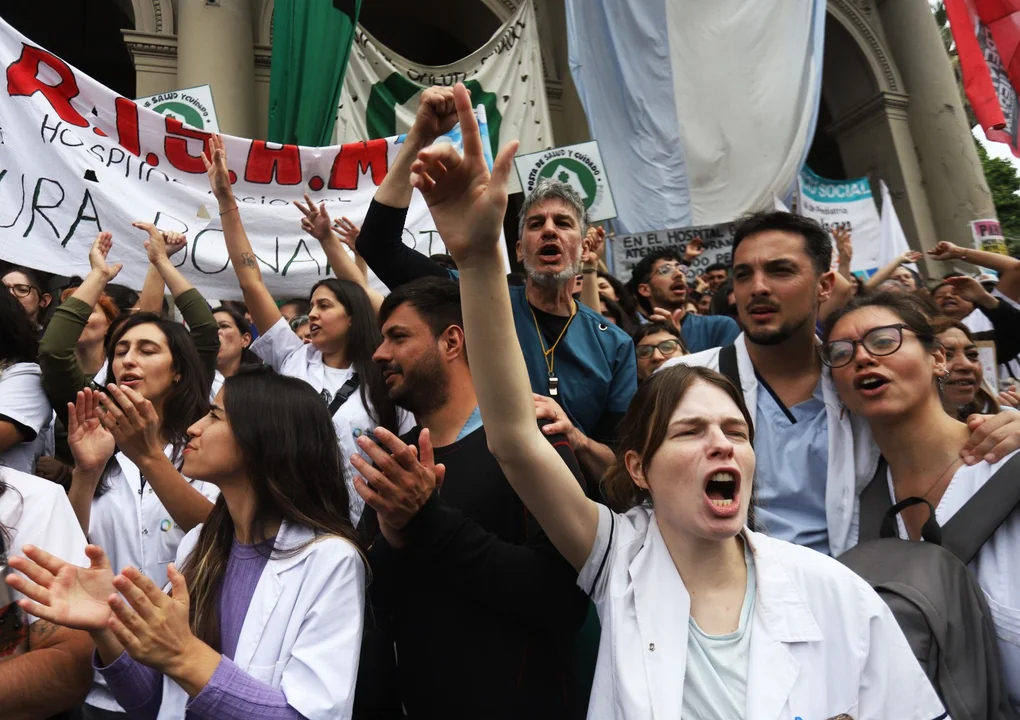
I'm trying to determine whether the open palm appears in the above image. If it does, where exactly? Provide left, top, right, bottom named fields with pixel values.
left=7, top=545, right=115, bottom=631
left=410, top=83, right=518, bottom=263
left=67, top=389, right=115, bottom=474
left=89, top=232, right=122, bottom=281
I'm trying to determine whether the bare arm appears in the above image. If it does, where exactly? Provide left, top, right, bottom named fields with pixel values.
left=136, top=265, right=166, bottom=314
left=0, top=621, right=93, bottom=719
left=201, top=135, right=283, bottom=336
left=865, top=250, right=922, bottom=290
left=579, top=226, right=604, bottom=312
left=929, top=240, right=1020, bottom=301
left=412, top=84, right=599, bottom=572
left=295, top=197, right=385, bottom=314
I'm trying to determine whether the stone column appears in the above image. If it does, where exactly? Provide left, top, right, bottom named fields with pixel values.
left=877, top=0, right=996, bottom=250
left=176, top=0, right=257, bottom=138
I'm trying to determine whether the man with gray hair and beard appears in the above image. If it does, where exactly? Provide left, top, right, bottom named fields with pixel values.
left=356, top=86, right=635, bottom=479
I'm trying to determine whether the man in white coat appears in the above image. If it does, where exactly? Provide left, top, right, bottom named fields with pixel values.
left=662, top=211, right=1020, bottom=557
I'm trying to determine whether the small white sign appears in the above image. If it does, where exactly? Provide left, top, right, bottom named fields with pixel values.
left=514, top=140, right=617, bottom=222
left=136, top=84, right=220, bottom=133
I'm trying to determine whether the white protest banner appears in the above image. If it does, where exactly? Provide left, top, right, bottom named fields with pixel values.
left=610, top=221, right=735, bottom=285
left=970, top=218, right=1009, bottom=256
left=797, top=167, right=882, bottom=275
left=335, top=0, right=552, bottom=193
left=137, top=84, right=220, bottom=133
left=514, top=141, right=617, bottom=223
left=0, top=18, right=499, bottom=300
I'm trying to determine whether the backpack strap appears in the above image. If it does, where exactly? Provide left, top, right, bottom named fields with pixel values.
left=718, top=344, right=741, bottom=391
left=327, top=372, right=360, bottom=416
left=857, top=456, right=891, bottom=543
left=879, top=496, right=942, bottom=545
left=941, top=451, right=1020, bottom=565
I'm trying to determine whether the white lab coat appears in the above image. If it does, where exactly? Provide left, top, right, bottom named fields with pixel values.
left=579, top=504, right=946, bottom=720
left=87, top=449, right=220, bottom=712
left=660, top=333, right=880, bottom=556
left=155, top=520, right=366, bottom=720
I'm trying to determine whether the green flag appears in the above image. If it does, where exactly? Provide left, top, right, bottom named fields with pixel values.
left=268, top=0, right=361, bottom=146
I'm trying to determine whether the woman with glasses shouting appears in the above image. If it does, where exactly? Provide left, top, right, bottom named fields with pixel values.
left=823, top=290, right=1020, bottom=707
left=3, top=266, right=52, bottom=332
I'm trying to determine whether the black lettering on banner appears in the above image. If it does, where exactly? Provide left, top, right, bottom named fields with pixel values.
left=254, top=239, right=280, bottom=274
left=418, top=229, right=441, bottom=256
left=87, top=145, right=105, bottom=165
left=39, top=114, right=60, bottom=144
left=0, top=170, right=27, bottom=229
left=191, top=228, right=230, bottom=274
left=59, top=128, right=84, bottom=148
left=23, top=177, right=65, bottom=238
left=283, top=238, right=321, bottom=276
left=61, top=189, right=102, bottom=246
left=105, top=147, right=125, bottom=170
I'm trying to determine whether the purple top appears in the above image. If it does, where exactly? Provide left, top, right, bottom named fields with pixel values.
left=96, top=536, right=306, bottom=720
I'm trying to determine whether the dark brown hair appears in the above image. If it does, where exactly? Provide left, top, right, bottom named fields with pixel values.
left=823, top=290, right=938, bottom=352
left=601, top=364, right=755, bottom=514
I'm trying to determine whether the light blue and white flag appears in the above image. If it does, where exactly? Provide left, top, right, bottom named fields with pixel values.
left=565, top=0, right=826, bottom=232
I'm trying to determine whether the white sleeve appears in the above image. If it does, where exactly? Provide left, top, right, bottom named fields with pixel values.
left=577, top=503, right=618, bottom=603
left=10, top=483, right=88, bottom=624
left=854, top=580, right=947, bottom=719
left=279, top=541, right=366, bottom=720
left=250, top=317, right=305, bottom=373
left=0, top=364, right=52, bottom=440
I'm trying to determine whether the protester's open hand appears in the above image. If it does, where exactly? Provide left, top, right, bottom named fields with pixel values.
left=944, top=275, right=995, bottom=307
left=294, top=194, right=332, bottom=243
left=89, top=232, right=122, bottom=281
left=351, top=428, right=446, bottom=548
left=98, top=384, right=163, bottom=465
left=649, top=307, right=684, bottom=332
left=332, top=217, right=361, bottom=252
left=107, top=564, right=201, bottom=675
left=133, top=221, right=184, bottom=266
left=412, top=86, right=459, bottom=142
left=5, top=544, right=115, bottom=631
left=200, top=134, right=233, bottom=201
left=694, top=274, right=711, bottom=294
left=67, top=388, right=115, bottom=476
left=684, top=236, right=705, bottom=262
left=409, top=83, right=519, bottom=265
left=899, top=250, right=923, bottom=265
left=833, top=226, right=852, bottom=263
left=583, top=226, right=605, bottom=267
left=962, top=411, right=1020, bottom=464
left=928, top=241, right=966, bottom=262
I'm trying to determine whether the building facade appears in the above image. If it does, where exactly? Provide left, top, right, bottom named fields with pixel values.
left=5, top=0, right=997, bottom=270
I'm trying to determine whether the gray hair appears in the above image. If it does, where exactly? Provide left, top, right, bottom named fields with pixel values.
left=517, top=179, right=588, bottom=239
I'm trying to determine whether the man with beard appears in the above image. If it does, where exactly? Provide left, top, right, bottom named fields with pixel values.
left=626, top=248, right=740, bottom=353
left=661, top=212, right=1020, bottom=558
left=352, top=277, right=590, bottom=719
left=355, top=87, right=635, bottom=479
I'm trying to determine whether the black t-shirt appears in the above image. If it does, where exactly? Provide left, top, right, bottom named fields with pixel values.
left=354, top=422, right=590, bottom=719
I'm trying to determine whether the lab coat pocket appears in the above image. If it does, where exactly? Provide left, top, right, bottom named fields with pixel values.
left=157, top=521, right=184, bottom=563
left=246, top=663, right=278, bottom=685
left=986, top=594, right=1020, bottom=646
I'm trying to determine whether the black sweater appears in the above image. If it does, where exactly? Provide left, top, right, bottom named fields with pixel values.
left=354, top=423, right=590, bottom=719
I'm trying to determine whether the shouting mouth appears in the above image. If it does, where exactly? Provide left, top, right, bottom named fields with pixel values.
left=704, top=469, right=741, bottom=518
left=537, top=243, right=563, bottom=264
left=854, top=372, right=891, bottom=397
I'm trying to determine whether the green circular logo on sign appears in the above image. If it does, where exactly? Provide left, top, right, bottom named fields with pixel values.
left=538, top=158, right=598, bottom=210
left=152, top=101, right=205, bottom=130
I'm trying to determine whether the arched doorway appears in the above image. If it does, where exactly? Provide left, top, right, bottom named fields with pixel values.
left=359, top=0, right=501, bottom=65
left=0, top=1, right=137, bottom=97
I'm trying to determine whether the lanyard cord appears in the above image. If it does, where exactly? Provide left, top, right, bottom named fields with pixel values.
left=529, top=301, right=577, bottom=376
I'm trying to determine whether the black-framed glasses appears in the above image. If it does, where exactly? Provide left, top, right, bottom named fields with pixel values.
left=636, top=339, right=682, bottom=359
left=653, top=263, right=688, bottom=277
left=819, top=324, right=924, bottom=368
left=3, top=282, right=37, bottom=299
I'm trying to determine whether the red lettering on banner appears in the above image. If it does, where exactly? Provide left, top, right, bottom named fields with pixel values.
left=164, top=117, right=212, bottom=174
left=115, top=97, right=140, bottom=156
left=6, top=45, right=88, bottom=127
left=244, top=141, right=302, bottom=185
left=328, top=139, right=387, bottom=190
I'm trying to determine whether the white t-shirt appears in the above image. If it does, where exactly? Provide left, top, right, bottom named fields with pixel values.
left=251, top=318, right=413, bottom=525
left=682, top=539, right=756, bottom=719
left=0, top=469, right=89, bottom=626
left=0, top=363, right=53, bottom=475
left=888, top=451, right=1020, bottom=706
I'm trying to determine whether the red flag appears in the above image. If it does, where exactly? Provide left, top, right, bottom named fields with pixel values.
left=947, top=0, right=1020, bottom=155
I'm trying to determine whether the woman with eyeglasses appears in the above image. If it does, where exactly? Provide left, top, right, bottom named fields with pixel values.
left=289, top=315, right=313, bottom=343
left=3, top=266, right=52, bottom=332
left=823, top=291, right=1020, bottom=706
left=0, top=284, right=52, bottom=475
left=632, top=322, right=687, bottom=382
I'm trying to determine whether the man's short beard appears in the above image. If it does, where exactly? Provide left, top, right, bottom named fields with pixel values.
left=744, top=312, right=813, bottom=347
left=388, top=350, right=450, bottom=417
left=522, top=256, right=581, bottom=289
